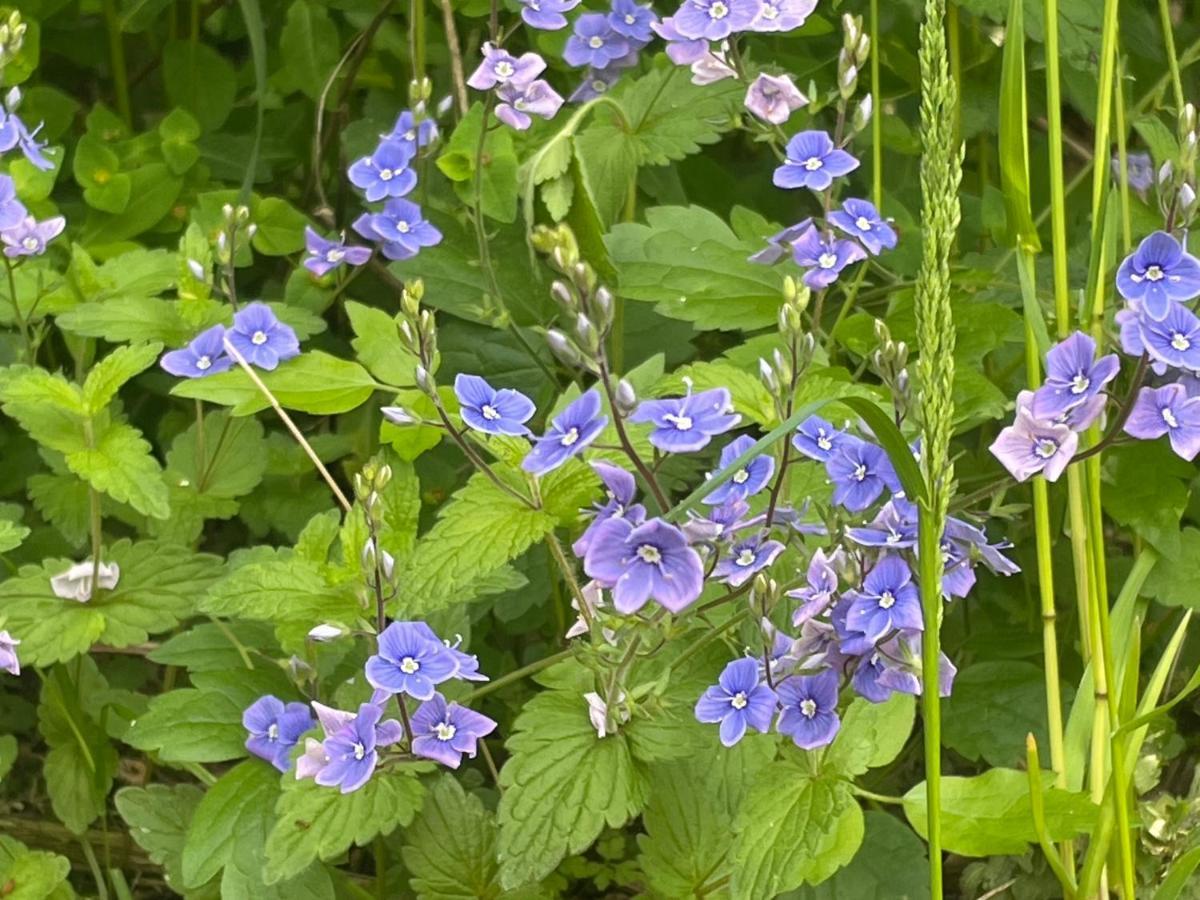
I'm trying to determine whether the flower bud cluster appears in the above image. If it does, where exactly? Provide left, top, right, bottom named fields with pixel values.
left=534, top=223, right=617, bottom=377
left=870, top=319, right=911, bottom=420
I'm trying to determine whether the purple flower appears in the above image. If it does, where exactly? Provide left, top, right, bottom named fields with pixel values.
left=1123, top=384, right=1200, bottom=460
left=315, top=702, right=404, bottom=793
left=1030, top=331, right=1120, bottom=421
left=774, top=131, right=860, bottom=191
left=842, top=555, right=922, bottom=645
left=243, top=695, right=315, bottom=772
left=365, top=621, right=458, bottom=700
left=989, top=402, right=1078, bottom=482
left=454, top=373, right=536, bottom=436
left=703, top=435, right=775, bottom=505
left=851, top=652, right=893, bottom=702
left=226, top=302, right=300, bottom=371
left=573, top=461, right=647, bottom=557
left=650, top=17, right=709, bottom=64
left=296, top=701, right=354, bottom=781
left=681, top=497, right=752, bottom=543
left=875, top=633, right=956, bottom=698
left=629, top=384, right=740, bottom=453
left=347, top=139, right=417, bottom=202
left=160, top=324, right=233, bottom=378
left=303, top=227, right=372, bottom=277
left=790, top=226, right=867, bottom=290
left=1138, top=300, right=1200, bottom=370
left=0, top=97, right=53, bottom=171
left=1, top=215, right=64, bottom=257
left=442, top=637, right=490, bottom=682
left=609, top=0, right=657, bottom=41
left=713, top=535, right=785, bottom=587
left=1116, top=307, right=1164, bottom=373
left=0, top=175, right=27, bottom=230
left=410, top=693, right=498, bottom=768
left=583, top=516, right=704, bottom=614
left=826, top=437, right=901, bottom=512
left=0, top=631, right=19, bottom=676
left=519, top=0, right=580, bottom=29
left=353, top=199, right=443, bottom=261
left=522, top=389, right=608, bottom=475
left=788, top=547, right=841, bottom=626
left=1112, top=151, right=1154, bottom=195
left=943, top=516, right=1020, bottom=577
left=791, top=415, right=846, bottom=461
left=827, top=198, right=898, bottom=255
left=748, top=219, right=813, bottom=266
left=844, top=498, right=918, bottom=548
left=689, top=45, right=737, bottom=85
left=387, top=109, right=439, bottom=150
left=694, top=658, right=777, bottom=746
left=495, top=79, right=565, bottom=130
left=744, top=73, right=807, bottom=125
left=749, top=0, right=817, bottom=31
left=564, top=14, right=631, bottom=69
left=776, top=670, right=841, bottom=749
left=570, top=67, right=622, bottom=102
left=1116, top=231, right=1200, bottom=321
left=467, top=43, right=547, bottom=90
left=673, top=0, right=758, bottom=40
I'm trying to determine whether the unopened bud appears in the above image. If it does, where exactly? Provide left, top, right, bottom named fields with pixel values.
left=362, top=537, right=396, bottom=580
left=436, top=95, right=454, bottom=117
left=547, top=329, right=582, bottom=367
left=550, top=280, right=575, bottom=311
left=245, top=223, right=258, bottom=240
left=1159, top=160, right=1174, bottom=186
left=576, top=313, right=600, bottom=352
left=414, top=365, right=434, bottom=395
left=381, top=405, right=418, bottom=426
left=593, top=286, right=614, bottom=325
left=852, top=94, right=873, bottom=133
left=1180, top=182, right=1197, bottom=212
left=308, top=624, right=345, bottom=642
left=187, top=258, right=205, bottom=280
left=855, top=34, right=870, bottom=66
left=758, top=357, right=778, bottom=392
left=615, top=378, right=637, bottom=415
left=221, top=202, right=235, bottom=222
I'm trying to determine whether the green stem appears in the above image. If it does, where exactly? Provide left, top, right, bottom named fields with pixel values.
left=4, top=257, right=32, bottom=364
left=102, top=0, right=131, bottom=127
left=1113, top=57, right=1132, bottom=253
left=1157, top=0, right=1185, bottom=110
left=460, top=649, right=575, bottom=703
left=870, top=0, right=882, bottom=209
left=916, top=511, right=943, bottom=897
left=1043, top=0, right=1070, bottom=336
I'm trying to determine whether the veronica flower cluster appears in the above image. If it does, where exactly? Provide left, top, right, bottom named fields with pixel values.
left=160, top=302, right=300, bottom=378
left=0, top=90, right=62, bottom=261
left=467, top=45, right=565, bottom=130
left=241, top=620, right=495, bottom=792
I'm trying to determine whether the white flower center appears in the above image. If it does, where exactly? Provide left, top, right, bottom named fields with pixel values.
left=1034, top=438, right=1058, bottom=459
left=735, top=548, right=756, bottom=567
left=818, top=252, right=838, bottom=269
left=592, top=79, right=608, bottom=92
left=588, top=35, right=605, bottom=48
left=761, top=4, right=778, bottom=18
left=379, top=168, right=395, bottom=181
left=879, top=590, right=895, bottom=609
left=353, top=741, right=366, bottom=760
left=267, top=723, right=279, bottom=741
left=326, top=248, right=345, bottom=262
left=709, top=1, right=729, bottom=18
left=495, top=60, right=514, bottom=78
left=514, top=98, right=528, bottom=111
left=732, top=468, right=749, bottom=484
left=1163, top=407, right=1180, bottom=429
left=1146, top=264, right=1164, bottom=282
left=886, top=532, right=901, bottom=544
left=434, top=722, right=457, bottom=741
left=400, top=656, right=420, bottom=674
left=561, top=426, right=580, bottom=446
left=1171, top=331, right=1190, bottom=351
left=800, top=698, right=817, bottom=718
left=855, top=216, right=872, bottom=231
left=817, top=432, right=832, bottom=450
left=730, top=691, right=748, bottom=709
left=481, top=404, right=500, bottom=420
left=664, top=413, right=693, bottom=430
left=636, top=544, right=662, bottom=564
left=21, top=236, right=38, bottom=251
left=196, top=355, right=212, bottom=371
left=624, top=13, right=636, bottom=23
left=803, top=156, right=823, bottom=171
left=404, top=129, right=416, bottom=140
left=1069, top=373, right=1090, bottom=394
left=396, top=221, right=411, bottom=233
left=251, top=330, right=268, bottom=345
left=852, top=463, right=868, bottom=482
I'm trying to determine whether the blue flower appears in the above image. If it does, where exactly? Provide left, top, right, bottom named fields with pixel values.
left=365, top=621, right=459, bottom=700
left=227, top=302, right=300, bottom=371
left=583, top=516, right=704, bottom=614
left=694, top=658, right=777, bottom=746
left=1123, top=384, right=1200, bottom=461
left=453, top=373, right=536, bottom=436
left=788, top=547, right=841, bottom=626
left=522, top=389, right=608, bottom=475
left=347, top=138, right=417, bottom=202
left=842, top=555, right=922, bottom=644
left=712, top=535, right=785, bottom=587
left=1137, top=299, right=1200, bottom=370
left=827, top=198, right=897, bottom=255
left=826, top=437, right=900, bottom=511
left=773, top=131, right=859, bottom=191
left=160, top=324, right=233, bottom=378
left=0, top=92, right=53, bottom=171
left=776, top=670, right=840, bottom=749
left=790, top=225, right=867, bottom=290
left=410, top=693, right=498, bottom=768
left=791, top=414, right=846, bottom=462
left=1, top=215, right=64, bottom=257
left=1116, top=231, right=1200, bottom=321
left=314, top=701, right=404, bottom=793
left=703, top=435, right=775, bottom=506
left=629, top=384, right=740, bottom=453
left=0, top=175, right=26, bottom=230
left=519, top=0, right=581, bottom=30
left=608, top=0, right=657, bottom=42
left=563, top=13, right=631, bottom=69
left=573, top=461, right=647, bottom=557
left=672, top=0, right=759, bottom=40
left=242, top=695, right=314, bottom=772
left=303, top=227, right=372, bottom=277
left=387, top=109, right=439, bottom=151
left=353, top=199, right=443, bottom=261
left=1030, top=331, right=1119, bottom=421
left=844, top=499, right=917, bottom=548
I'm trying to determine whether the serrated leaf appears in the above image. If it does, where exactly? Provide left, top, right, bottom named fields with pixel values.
left=171, top=351, right=378, bottom=415
left=497, top=689, right=645, bottom=889
left=56, top=296, right=196, bottom=345
left=0, top=519, right=30, bottom=553
left=264, top=770, right=426, bottom=884
left=65, top=419, right=170, bottom=519
left=791, top=811, right=929, bottom=900
left=0, top=365, right=88, bottom=454
left=823, top=694, right=915, bottom=777
left=346, top=301, right=416, bottom=387
left=115, top=783, right=205, bottom=891
left=182, top=761, right=279, bottom=887
left=148, top=621, right=277, bottom=672
left=82, top=342, right=163, bottom=412
left=165, top=409, right=268, bottom=500
left=0, top=836, right=72, bottom=900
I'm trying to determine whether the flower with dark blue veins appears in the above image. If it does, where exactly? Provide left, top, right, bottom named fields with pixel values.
left=845, top=498, right=918, bottom=548
left=226, top=302, right=300, bottom=371
left=354, top=199, right=443, bottom=261
left=989, top=400, right=1077, bottom=482
left=851, top=652, right=893, bottom=703
left=243, top=695, right=315, bottom=773
left=303, top=227, right=371, bottom=277
left=826, top=437, right=901, bottom=511
left=713, top=535, right=785, bottom=587
left=609, top=0, right=657, bottom=42
left=410, top=693, right=498, bottom=768
left=315, top=701, right=404, bottom=793
left=748, top=0, right=816, bottom=31
left=0, top=630, right=18, bottom=677
left=630, top=383, right=740, bottom=453
left=583, top=516, right=704, bottom=613
left=1, top=215, right=64, bottom=257
left=1116, top=231, right=1200, bottom=320
left=694, top=658, right=777, bottom=746
left=1123, top=384, right=1200, bottom=461
left=827, top=198, right=898, bottom=255
left=943, top=516, right=1020, bottom=577
left=940, top=538, right=976, bottom=599
left=790, top=225, right=867, bottom=290
left=791, top=414, right=846, bottom=461
left=442, top=637, right=490, bottom=682
left=875, top=633, right=957, bottom=698
left=454, top=373, right=536, bottom=436
left=776, top=670, right=841, bottom=749
left=573, top=461, right=647, bottom=557
left=387, top=109, right=439, bottom=150
left=522, top=389, right=608, bottom=475
left=842, top=555, right=922, bottom=644
left=564, top=13, right=631, bottom=69
left=1137, top=299, right=1200, bottom=370
left=703, top=435, right=775, bottom=506
left=681, top=497, right=752, bottom=543
left=1030, top=331, right=1119, bottom=421
left=650, top=16, right=709, bottom=64
left=347, top=138, right=417, bottom=202
left=495, top=79, right=565, bottom=130
left=774, top=131, right=860, bottom=191
left=365, top=621, right=458, bottom=700
left=160, top=324, right=234, bottom=378
left=744, top=73, right=808, bottom=125
left=466, top=43, right=547, bottom=90
left=788, top=547, right=841, bottom=626
left=673, top=0, right=758, bottom=40
left=519, top=0, right=581, bottom=29
left=0, top=175, right=26, bottom=230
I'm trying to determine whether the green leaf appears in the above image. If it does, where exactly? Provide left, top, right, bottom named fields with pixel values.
left=824, top=694, right=915, bottom=777
left=390, top=474, right=555, bottom=618
left=0, top=365, right=87, bottom=454
left=251, top=197, right=309, bottom=256
left=162, top=39, right=237, bottom=131
left=182, top=760, right=277, bottom=887
left=1103, top=442, right=1192, bottom=558
left=573, top=128, right=637, bottom=229
left=83, top=163, right=183, bottom=245
left=65, top=418, right=170, bottom=519
left=791, top=811, right=930, bottom=900
left=124, top=683, right=250, bottom=764
left=148, top=621, right=277, bottom=672
left=996, top=0, right=1040, bottom=251
left=56, top=296, right=194, bottom=345
left=82, top=342, right=163, bottom=413
left=1154, top=845, right=1200, bottom=900
left=1142, top=526, right=1200, bottom=608
left=347, top=301, right=416, bottom=387
left=0, top=520, right=30, bottom=554
left=0, top=735, right=16, bottom=783
left=115, top=783, right=206, bottom=892
left=264, top=770, right=426, bottom=884
left=731, top=761, right=864, bottom=898
left=497, top=689, right=645, bottom=889
left=0, top=836, right=72, bottom=900
left=165, top=410, right=268, bottom=500
left=902, top=768, right=1096, bottom=857
left=437, top=104, right=519, bottom=223
left=606, top=206, right=783, bottom=331
left=278, top=0, right=340, bottom=101
left=171, top=351, right=378, bottom=415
